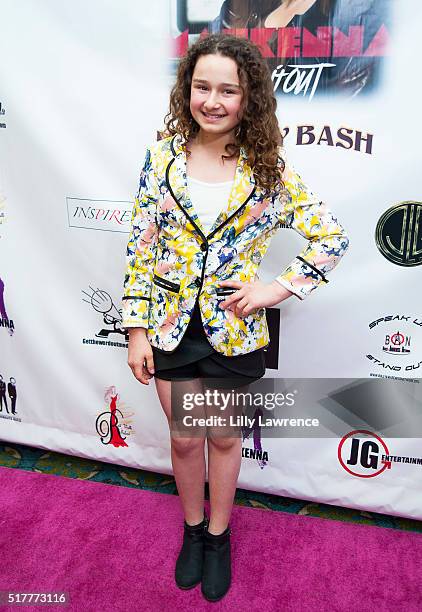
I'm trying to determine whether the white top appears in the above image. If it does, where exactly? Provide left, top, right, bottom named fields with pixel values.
left=187, top=175, right=234, bottom=234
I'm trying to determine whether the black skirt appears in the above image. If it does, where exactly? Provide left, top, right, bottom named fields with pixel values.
left=151, top=298, right=266, bottom=378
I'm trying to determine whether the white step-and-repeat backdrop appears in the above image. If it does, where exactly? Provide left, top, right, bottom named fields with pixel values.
left=1, top=0, right=421, bottom=519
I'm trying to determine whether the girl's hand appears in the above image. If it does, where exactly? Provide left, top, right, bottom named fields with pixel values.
left=219, top=279, right=293, bottom=318
left=127, top=328, right=155, bottom=385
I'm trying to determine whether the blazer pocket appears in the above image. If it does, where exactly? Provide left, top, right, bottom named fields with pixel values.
left=153, top=274, right=180, bottom=294
left=215, top=288, right=237, bottom=297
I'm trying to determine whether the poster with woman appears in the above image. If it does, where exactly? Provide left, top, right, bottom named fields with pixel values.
left=171, top=0, right=392, bottom=98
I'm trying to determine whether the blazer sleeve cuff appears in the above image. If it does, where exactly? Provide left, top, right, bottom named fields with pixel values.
left=121, top=296, right=150, bottom=330
left=273, top=276, right=304, bottom=300
left=275, top=255, right=330, bottom=301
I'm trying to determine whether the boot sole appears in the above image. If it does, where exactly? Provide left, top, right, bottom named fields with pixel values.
left=176, top=578, right=201, bottom=590
left=201, top=587, right=230, bottom=602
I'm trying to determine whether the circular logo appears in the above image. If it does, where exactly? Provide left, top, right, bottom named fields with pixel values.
left=338, top=430, right=390, bottom=478
left=375, top=201, right=422, bottom=267
left=390, top=331, right=404, bottom=347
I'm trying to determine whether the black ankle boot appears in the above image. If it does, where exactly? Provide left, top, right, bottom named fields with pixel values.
left=201, top=526, right=232, bottom=602
left=175, top=513, right=208, bottom=589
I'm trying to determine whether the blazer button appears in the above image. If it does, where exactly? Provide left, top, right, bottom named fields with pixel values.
left=194, top=278, right=201, bottom=288
left=200, top=243, right=207, bottom=252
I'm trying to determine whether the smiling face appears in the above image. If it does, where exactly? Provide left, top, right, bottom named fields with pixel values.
left=190, top=53, right=244, bottom=138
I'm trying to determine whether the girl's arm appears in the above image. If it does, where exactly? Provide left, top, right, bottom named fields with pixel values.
left=121, top=147, right=159, bottom=330
left=274, top=157, right=350, bottom=300
left=220, top=156, right=349, bottom=318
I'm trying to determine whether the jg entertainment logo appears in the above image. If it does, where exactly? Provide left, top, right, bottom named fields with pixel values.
left=338, top=430, right=422, bottom=478
left=375, top=201, right=422, bottom=267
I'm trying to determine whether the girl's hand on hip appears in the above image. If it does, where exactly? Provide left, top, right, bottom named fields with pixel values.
left=218, top=279, right=293, bottom=318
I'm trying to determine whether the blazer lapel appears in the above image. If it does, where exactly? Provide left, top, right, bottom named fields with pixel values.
left=166, top=133, right=256, bottom=241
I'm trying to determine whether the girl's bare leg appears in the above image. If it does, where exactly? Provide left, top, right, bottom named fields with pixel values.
left=154, top=376, right=206, bottom=526
left=205, top=382, right=246, bottom=535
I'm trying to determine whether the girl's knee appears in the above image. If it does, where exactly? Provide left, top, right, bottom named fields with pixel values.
left=171, top=435, right=205, bottom=455
left=207, top=433, right=241, bottom=451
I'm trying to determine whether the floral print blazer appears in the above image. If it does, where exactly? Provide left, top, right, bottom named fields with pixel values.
left=122, top=133, right=349, bottom=356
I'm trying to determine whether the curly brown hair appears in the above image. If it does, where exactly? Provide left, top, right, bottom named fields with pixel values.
left=162, top=33, right=285, bottom=197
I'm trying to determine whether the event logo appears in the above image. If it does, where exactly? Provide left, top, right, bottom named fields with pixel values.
left=96, top=386, right=134, bottom=447
left=338, top=430, right=422, bottom=478
left=366, top=315, right=422, bottom=379
left=375, top=201, right=422, bottom=267
left=67, top=198, right=133, bottom=233
left=0, top=276, right=14, bottom=336
left=172, top=2, right=391, bottom=98
left=242, top=407, right=269, bottom=469
left=338, top=430, right=390, bottom=478
left=0, top=101, right=5, bottom=129
left=281, top=124, right=373, bottom=154
left=0, top=373, right=18, bottom=419
left=382, top=331, right=411, bottom=356
left=82, top=285, right=128, bottom=348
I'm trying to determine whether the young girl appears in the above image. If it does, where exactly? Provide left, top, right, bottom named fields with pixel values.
left=122, top=33, right=349, bottom=602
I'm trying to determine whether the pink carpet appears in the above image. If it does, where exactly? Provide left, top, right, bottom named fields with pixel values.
left=0, top=466, right=421, bottom=612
